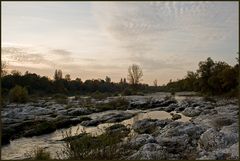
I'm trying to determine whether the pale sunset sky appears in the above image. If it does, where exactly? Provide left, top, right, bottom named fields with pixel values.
left=1, top=1, right=239, bottom=85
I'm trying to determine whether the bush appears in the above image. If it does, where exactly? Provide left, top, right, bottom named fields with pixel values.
left=53, top=94, right=68, bottom=104
left=122, top=88, right=133, bottom=96
left=9, top=85, right=28, bottom=103
left=109, top=97, right=129, bottom=110
left=59, top=128, right=133, bottom=160
left=95, top=97, right=129, bottom=111
left=91, top=91, right=109, bottom=100
left=53, top=93, right=67, bottom=99
left=25, top=147, right=51, bottom=160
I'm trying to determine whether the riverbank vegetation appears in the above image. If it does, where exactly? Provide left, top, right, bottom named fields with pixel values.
left=162, top=57, right=239, bottom=97
left=1, top=57, right=239, bottom=105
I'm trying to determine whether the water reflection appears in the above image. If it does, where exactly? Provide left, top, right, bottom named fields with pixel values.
left=2, top=93, right=195, bottom=160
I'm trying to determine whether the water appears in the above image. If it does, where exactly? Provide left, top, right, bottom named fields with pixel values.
left=1, top=109, right=191, bottom=160
left=1, top=93, right=195, bottom=160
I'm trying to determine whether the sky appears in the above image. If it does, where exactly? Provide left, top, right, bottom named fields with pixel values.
left=1, top=1, right=239, bottom=85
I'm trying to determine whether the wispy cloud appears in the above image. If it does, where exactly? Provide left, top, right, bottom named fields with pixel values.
left=2, top=2, right=238, bottom=84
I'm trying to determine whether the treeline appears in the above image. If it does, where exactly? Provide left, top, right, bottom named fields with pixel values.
left=1, top=69, right=152, bottom=97
left=1, top=57, right=239, bottom=98
left=162, top=57, right=239, bottom=96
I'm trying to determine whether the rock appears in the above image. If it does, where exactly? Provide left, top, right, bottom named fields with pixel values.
left=175, top=106, right=186, bottom=112
left=129, top=100, right=148, bottom=109
left=56, top=109, right=68, bottom=115
left=68, top=108, right=92, bottom=116
left=133, top=119, right=172, bottom=134
left=23, top=121, right=57, bottom=137
left=209, top=116, right=235, bottom=129
left=130, top=134, right=156, bottom=147
left=199, top=128, right=236, bottom=151
left=101, top=112, right=135, bottom=123
left=54, top=117, right=86, bottom=129
left=158, top=99, right=177, bottom=107
left=105, top=124, right=130, bottom=136
left=157, top=134, right=190, bottom=153
left=163, top=103, right=178, bottom=112
left=155, top=122, right=205, bottom=147
left=182, top=107, right=202, bottom=117
left=81, top=119, right=101, bottom=127
left=197, top=143, right=239, bottom=160
left=127, top=143, right=167, bottom=160
left=171, top=113, right=181, bottom=120
left=220, top=143, right=239, bottom=159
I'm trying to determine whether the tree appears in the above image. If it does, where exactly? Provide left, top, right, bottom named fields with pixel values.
left=105, top=76, right=111, bottom=83
left=127, top=64, right=143, bottom=85
left=197, top=57, right=215, bottom=94
left=153, top=79, right=158, bottom=87
left=123, top=78, right=127, bottom=84
left=65, top=74, right=71, bottom=81
left=9, top=85, right=28, bottom=103
left=54, top=69, right=62, bottom=80
left=11, top=70, right=21, bottom=76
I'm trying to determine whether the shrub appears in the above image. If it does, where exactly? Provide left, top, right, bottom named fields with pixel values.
left=55, top=98, right=68, bottom=104
left=95, top=97, right=129, bottom=111
left=91, top=91, right=109, bottom=100
left=53, top=94, right=68, bottom=104
left=9, top=85, right=28, bottom=103
left=53, top=93, right=67, bottom=99
left=59, top=127, right=133, bottom=160
left=109, top=97, right=129, bottom=110
left=122, top=88, right=133, bottom=96
left=25, top=147, right=51, bottom=160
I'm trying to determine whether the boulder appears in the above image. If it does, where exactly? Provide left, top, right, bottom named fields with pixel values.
left=157, top=134, right=190, bottom=153
left=68, top=108, right=92, bottom=116
left=129, top=134, right=156, bottom=147
left=105, top=124, right=130, bottom=136
left=182, top=107, right=202, bottom=117
left=81, top=119, right=101, bottom=127
left=199, top=128, right=236, bottom=151
left=102, top=112, right=134, bottom=123
left=127, top=143, right=167, bottom=160
left=133, top=119, right=172, bottom=134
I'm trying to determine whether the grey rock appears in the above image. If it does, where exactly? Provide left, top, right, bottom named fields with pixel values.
left=133, top=119, right=172, bottom=134
left=199, top=128, right=236, bottom=151
left=68, top=108, right=92, bottom=116
left=182, top=107, right=202, bottom=117
left=127, top=143, right=167, bottom=160
left=81, top=119, right=101, bottom=126
left=130, top=134, right=156, bottom=147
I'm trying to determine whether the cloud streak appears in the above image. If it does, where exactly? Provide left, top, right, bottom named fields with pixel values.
left=2, top=2, right=238, bottom=84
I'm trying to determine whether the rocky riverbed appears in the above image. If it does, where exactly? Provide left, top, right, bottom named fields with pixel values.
left=1, top=93, right=239, bottom=160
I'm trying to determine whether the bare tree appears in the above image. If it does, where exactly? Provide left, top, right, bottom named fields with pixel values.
left=127, top=64, right=143, bottom=85
left=153, top=79, right=158, bottom=87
